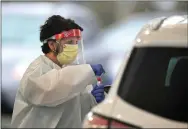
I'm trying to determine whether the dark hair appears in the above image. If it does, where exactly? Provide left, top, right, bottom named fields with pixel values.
left=40, top=15, right=83, bottom=54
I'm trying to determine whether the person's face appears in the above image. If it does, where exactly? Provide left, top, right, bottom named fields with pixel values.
left=48, top=37, right=80, bottom=53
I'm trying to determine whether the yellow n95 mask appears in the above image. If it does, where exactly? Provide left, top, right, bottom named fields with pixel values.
left=57, top=44, right=78, bottom=65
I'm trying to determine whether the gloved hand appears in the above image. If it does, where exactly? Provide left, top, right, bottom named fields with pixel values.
left=91, top=84, right=105, bottom=103
left=90, top=64, right=105, bottom=76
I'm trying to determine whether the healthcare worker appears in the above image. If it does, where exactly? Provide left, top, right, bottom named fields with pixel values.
left=11, top=15, right=106, bottom=128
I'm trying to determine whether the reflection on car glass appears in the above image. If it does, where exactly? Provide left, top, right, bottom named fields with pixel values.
left=165, top=56, right=188, bottom=86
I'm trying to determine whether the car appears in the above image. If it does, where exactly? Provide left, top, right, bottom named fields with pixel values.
left=83, top=15, right=188, bottom=128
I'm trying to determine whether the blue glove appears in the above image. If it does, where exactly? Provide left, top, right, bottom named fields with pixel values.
left=91, top=84, right=105, bottom=103
left=90, top=64, right=105, bottom=76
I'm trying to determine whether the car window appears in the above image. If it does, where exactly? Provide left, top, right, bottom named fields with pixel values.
left=117, top=47, right=188, bottom=122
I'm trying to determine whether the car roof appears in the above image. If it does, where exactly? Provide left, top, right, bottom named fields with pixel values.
left=134, top=15, right=188, bottom=48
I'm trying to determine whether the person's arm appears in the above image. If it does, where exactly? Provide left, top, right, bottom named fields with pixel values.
left=22, top=64, right=96, bottom=107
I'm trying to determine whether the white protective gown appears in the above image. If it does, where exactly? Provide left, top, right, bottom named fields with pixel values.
left=11, top=55, right=98, bottom=128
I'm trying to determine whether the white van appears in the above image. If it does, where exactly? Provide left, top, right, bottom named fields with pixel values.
left=83, top=15, right=188, bottom=128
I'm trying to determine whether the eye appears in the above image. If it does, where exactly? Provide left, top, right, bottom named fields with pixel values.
left=67, top=40, right=74, bottom=44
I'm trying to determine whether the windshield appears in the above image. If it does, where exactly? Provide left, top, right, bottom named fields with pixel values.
left=118, top=47, right=188, bottom=122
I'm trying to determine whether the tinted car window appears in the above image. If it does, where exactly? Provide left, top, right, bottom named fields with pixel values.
left=118, top=47, right=188, bottom=122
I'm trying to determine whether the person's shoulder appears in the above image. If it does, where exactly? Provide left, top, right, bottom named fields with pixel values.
left=28, top=56, right=44, bottom=70
left=22, top=56, right=47, bottom=77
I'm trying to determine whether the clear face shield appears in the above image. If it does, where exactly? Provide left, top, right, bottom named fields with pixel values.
left=44, top=29, right=86, bottom=66
left=56, top=37, right=86, bottom=65
left=74, top=38, right=86, bottom=64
